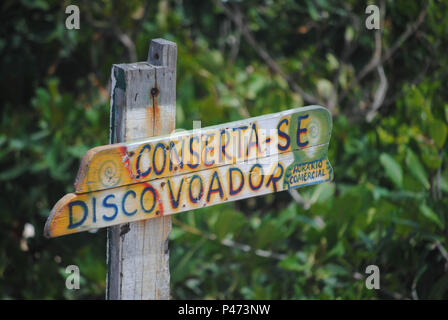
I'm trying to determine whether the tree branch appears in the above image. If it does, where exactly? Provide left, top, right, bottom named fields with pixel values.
left=366, top=65, right=388, bottom=122
left=172, top=217, right=287, bottom=261
left=338, top=5, right=427, bottom=106
left=214, top=0, right=320, bottom=105
left=289, top=189, right=310, bottom=210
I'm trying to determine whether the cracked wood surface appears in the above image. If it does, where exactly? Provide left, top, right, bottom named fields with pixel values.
left=106, top=38, right=175, bottom=300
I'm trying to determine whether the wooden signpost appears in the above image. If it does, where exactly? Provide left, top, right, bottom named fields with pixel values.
left=44, top=38, right=333, bottom=299
left=45, top=105, right=333, bottom=238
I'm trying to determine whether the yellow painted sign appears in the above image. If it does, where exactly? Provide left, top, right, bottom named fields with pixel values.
left=45, top=106, right=333, bottom=237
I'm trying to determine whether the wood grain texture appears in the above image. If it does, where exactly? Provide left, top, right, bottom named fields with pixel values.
left=73, top=106, right=332, bottom=193
left=106, top=39, right=176, bottom=300
left=45, top=104, right=334, bottom=238
left=44, top=147, right=333, bottom=238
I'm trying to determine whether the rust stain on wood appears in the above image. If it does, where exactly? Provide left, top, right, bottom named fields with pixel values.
left=150, top=84, right=161, bottom=136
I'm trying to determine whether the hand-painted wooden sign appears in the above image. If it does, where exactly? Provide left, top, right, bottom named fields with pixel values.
left=45, top=105, right=333, bottom=237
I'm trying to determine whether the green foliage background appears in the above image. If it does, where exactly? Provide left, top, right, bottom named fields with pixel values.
left=1, top=0, right=448, bottom=299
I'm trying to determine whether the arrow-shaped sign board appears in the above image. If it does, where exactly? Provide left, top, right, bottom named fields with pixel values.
left=45, top=105, right=333, bottom=238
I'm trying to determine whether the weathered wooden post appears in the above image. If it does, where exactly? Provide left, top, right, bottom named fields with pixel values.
left=106, top=38, right=177, bottom=300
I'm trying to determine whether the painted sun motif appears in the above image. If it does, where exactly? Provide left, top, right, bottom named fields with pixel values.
left=99, top=160, right=121, bottom=188
left=308, top=120, right=319, bottom=139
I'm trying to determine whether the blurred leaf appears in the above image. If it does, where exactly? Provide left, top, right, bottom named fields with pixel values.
left=429, top=119, right=447, bottom=148
left=213, top=210, right=245, bottom=241
left=405, top=149, right=430, bottom=189
left=428, top=275, right=448, bottom=299
left=0, top=165, right=28, bottom=181
left=344, top=26, right=355, bottom=42
left=278, top=254, right=307, bottom=273
left=420, top=144, right=442, bottom=170
left=419, top=203, right=443, bottom=229
left=252, top=220, right=285, bottom=250
left=380, top=153, right=403, bottom=188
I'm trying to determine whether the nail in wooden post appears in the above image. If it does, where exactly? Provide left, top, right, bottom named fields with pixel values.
left=106, top=38, right=177, bottom=300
